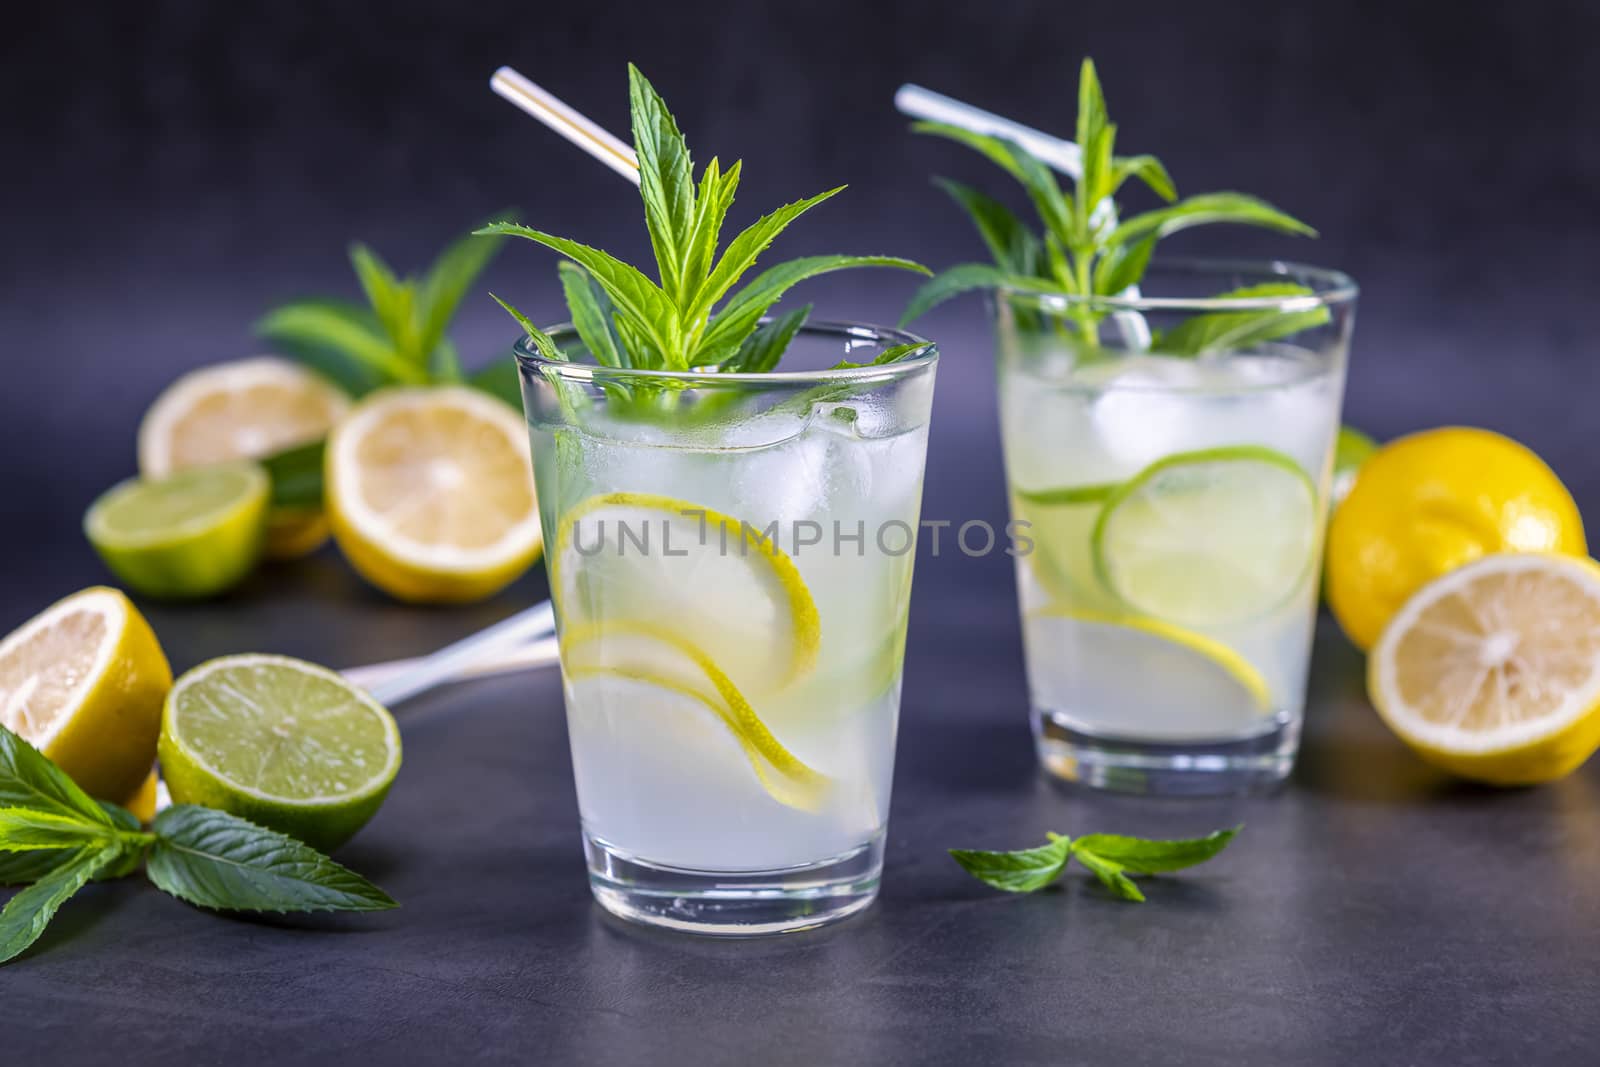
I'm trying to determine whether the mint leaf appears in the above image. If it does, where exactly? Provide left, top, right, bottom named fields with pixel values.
left=558, top=262, right=628, bottom=368
left=1070, top=846, right=1145, bottom=902
left=1071, top=826, right=1239, bottom=874
left=900, top=263, right=1054, bottom=325
left=1156, top=284, right=1330, bottom=355
left=1092, top=235, right=1156, bottom=296
left=1110, top=154, right=1177, bottom=202
left=831, top=341, right=927, bottom=371
left=256, top=301, right=419, bottom=385
left=932, top=178, right=1042, bottom=276
left=679, top=157, right=741, bottom=309
left=416, top=229, right=504, bottom=363
left=147, top=806, right=397, bottom=914
left=726, top=304, right=810, bottom=373
left=0, top=808, right=114, bottom=852
left=0, top=843, right=120, bottom=965
left=912, top=121, right=1073, bottom=244
left=348, top=244, right=418, bottom=358
left=0, top=849, right=73, bottom=886
left=260, top=440, right=326, bottom=511
left=1107, top=191, right=1316, bottom=248
left=696, top=255, right=928, bottom=366
left=0, top=727, right=112, bottom=828
left=950, top=834, right=1073, bottom=893
left=479, top=224, right=679, bottom=363
left=488, top=293, right=564, bottom=363
left=688, top=187, right=844, bottom=326
left=629, top=64, right=697, bottom=302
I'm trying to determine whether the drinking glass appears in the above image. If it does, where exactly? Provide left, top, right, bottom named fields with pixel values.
left=516, top=322, right=937, bottom=934
left=994, top=260, right=1357, bottom=794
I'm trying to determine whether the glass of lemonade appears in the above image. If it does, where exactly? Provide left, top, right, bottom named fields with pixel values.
left=517, top=321, right=937, bottom=935
left=996, top=260, right=1357, bottom=794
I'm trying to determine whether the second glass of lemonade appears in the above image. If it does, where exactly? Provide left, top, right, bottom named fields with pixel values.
left=996, top=261, right=1357, bottom=794
left=518, top=322, right=937, bottom=935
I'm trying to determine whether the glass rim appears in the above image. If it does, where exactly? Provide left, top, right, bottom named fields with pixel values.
left=995, top=256, right=1359, bottom=313
left=512, top=319, right=938, bottom=385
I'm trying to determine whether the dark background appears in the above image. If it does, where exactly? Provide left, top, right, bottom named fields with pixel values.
left=4, top=3, right=1600, bottom=1063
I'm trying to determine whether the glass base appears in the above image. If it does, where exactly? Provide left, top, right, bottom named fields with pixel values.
left=584, top=832, right=884, bottom=936
left=1033, top=705, right=1299, bottom=795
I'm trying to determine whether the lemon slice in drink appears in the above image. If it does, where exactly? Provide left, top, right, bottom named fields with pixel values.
left=1010, top=483, right=1121, bottom=613
left=138, top=357, right=350, bottom=559
left=1025, top=610, right=1271, bottom=740
left=1092, top=446, right=1318, bottom=627
left=85, top=462, right=270, bottom=599
left=561, top=621, right=831, bottom=811
left=0, top=586, right=172, bottom=801
left=553, top=492, right=821, bottom=696
left=159, top=654, right=402, bottom=851
left=1368, top=553, right=1600, bottom=785
left=326, top=387, right=542, bottom=604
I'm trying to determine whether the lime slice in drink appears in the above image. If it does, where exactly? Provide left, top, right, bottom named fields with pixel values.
left=1010, top=482, right=1122, bottom=614
left=84, top=462, right=269, bottom=599
left=561, top=621, right=831, bottom=812
left=1026, top=610, right=1272, bottom=740
left=553, top=492, right=821, bottom=697
left=1092, top=446, right=1318, bottom=627
left=159, top=654, right=402, bottom=851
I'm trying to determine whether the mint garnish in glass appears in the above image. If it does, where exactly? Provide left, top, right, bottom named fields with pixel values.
left=901, top=58, right=1325, bottom=350
left=477, top=64, right=929, bottom=373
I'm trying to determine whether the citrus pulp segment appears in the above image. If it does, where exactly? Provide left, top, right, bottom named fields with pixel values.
left=325, top=386, right=543, bottom=603
left=0, top=586, right=171, bottom=801
left=1368, top=553, right=1600, bottom=785
left=1093, top=446, right=1318, bottom=627
left=159, top=653, right=402, bottom=850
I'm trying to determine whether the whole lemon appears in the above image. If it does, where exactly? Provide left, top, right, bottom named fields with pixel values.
left=1326, top=427, right=1585, bottom=650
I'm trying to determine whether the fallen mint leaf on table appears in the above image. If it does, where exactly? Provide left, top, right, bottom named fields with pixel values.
left=951, top=826, right=1239, bottom=901
left=0, top=726, right=397, bottom=966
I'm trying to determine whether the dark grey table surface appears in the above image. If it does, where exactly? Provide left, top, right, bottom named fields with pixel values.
left=4, top=534, right=1599, bottom=1067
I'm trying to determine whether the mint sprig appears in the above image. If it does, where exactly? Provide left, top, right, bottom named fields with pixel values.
left=0, top=726, right=395, bottom=966
left=478, top=64, right=929, bottom=374
left=904, top=58, right=1325, bottom=352
left=951, top=825, right=1239, bottom=902
left=256, top=225, right=508, bottom=396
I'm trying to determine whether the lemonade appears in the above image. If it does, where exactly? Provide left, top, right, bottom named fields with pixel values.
left=520, top=324, right=936, bottom=932
left=994, top=266, right=1355, bottom=792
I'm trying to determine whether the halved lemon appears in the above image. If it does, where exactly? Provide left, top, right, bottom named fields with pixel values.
left=1025, top=610, right=1272, bottom=742
left=138, top=357, right=350, bottom=558
left=0, top=587, right=172, bottom=801
left=1368, top=553, right=1600, bottom=785
left=560, top=621, right=831, bottom=811
left=326, top=387, right=542, bottom=603
left=552, top=492, right=820, bottom=697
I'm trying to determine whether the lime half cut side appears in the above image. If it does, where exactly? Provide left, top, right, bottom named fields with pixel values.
left=1092, top=446, right=1318, bottom=627
left=561, top=621, right=832, bottom=812
left=159, top=654, right=402, bottom=851
left=1026, top=610, right=1273, bottom=742
left=553, top=492, right=821, bottom=698
left=84, top=462, right=269, bottom=599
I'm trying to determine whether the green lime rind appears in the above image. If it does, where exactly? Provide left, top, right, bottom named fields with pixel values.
left=1091, top=445, right=1319, bottom=628
left=1012, top=482, right=1121, bottom=507
left=159, top=654, right=402, bottom=852
left=84, top=462, right=269, bottom=599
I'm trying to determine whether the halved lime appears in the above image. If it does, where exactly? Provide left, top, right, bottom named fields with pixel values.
left=1092, top=446, right=1318, bottom=627
left=159, top=654, right=402, bottom=851
left=561, top=621, right=831, bottom=811
left=553, top=492, right=820, bottom=697
left=84, top=462, right=269, bottom=599
left=1025, top=610, right=1272, bottom=740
